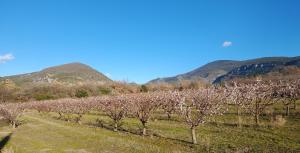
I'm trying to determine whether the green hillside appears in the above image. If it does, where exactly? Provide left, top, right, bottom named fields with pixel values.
left=0, top=63, right=112, bottom=87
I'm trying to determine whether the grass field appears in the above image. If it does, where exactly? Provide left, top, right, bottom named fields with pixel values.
left=0, top=102, right=300, bottom=153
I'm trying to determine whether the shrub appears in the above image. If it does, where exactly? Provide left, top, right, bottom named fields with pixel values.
left=140, top=85, right=148, bottom=92
left=98, top=87, right=111, bottom=95
left=75, top=89, right=89, bottom=98
left=34, top=94, right=54, bottom=101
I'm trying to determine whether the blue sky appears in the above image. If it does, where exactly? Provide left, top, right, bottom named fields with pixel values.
left=0, top=0, right=299, bottom=83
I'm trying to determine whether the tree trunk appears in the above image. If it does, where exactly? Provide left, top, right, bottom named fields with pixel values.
left=270, top=109, right=274, bottom=124
left=293, top=101, right=297, bottom=110
left=255, top=102, right=260, bottom=126
left=167, top=113, right=171, bottom=120
left=58, top=112, right=63, bottom=119
left=286, top=105, right=290, bottom=116
left=66, top=115, right=70, bottom=122
left=142, top=127, right=147, bottom=136
left=255, top=114, right=259, bottom=126
left=191, top=126, right=197, bottom=144
left=114, top=122, right=118, bottom=132
left=237, top=106, right=242, bottom=128
left=77, top=114, right=82, bottom=125
left=11, top=121, right=16, bottom=129
left=141, top=121, right=148, bottom=136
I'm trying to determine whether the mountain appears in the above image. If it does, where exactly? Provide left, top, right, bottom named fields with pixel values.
left=150, top=60, right=240, bottom=84
left=213, top=57, right=300, bottom=83
left=149, top=56, right=300, bottom=84
left=0, top=62, right=112, bottom=86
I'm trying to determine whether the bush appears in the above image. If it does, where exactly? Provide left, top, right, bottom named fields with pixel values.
left=140, top=85, right=148, bottom=92
left=34, top=94, right=54, bottom=101
left=28, top=84, right=72, bottom=101
left=75, top=89, right=89, bottom=98
left=98, top=87, right=111, bottom=95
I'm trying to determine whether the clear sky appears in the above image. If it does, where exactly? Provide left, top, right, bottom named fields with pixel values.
left=0, top=0, right=299, bottom=83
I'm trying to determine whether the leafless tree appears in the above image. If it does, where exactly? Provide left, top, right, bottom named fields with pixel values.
left=274, top=80, right=299, bottom=116
left=244, top=80, right=279, bottom=126
left=0, top=103, right=24, bottom=128
left=161, top=91, right=183, bottom=120
left=69, top=99, right=92, bottom=124
left=101, top=95, right=129, bottom=131
left=131, top=92, right=162, bottom=136
left=225, top=81, right=249, bottom=127
left=181, top=87, right=225, bottom=144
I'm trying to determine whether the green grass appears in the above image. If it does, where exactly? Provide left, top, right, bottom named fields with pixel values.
left=0, top=102, right=300, bottom=153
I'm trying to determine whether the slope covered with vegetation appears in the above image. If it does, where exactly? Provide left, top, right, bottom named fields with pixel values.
left=149, top=56, right=300, bottom=84
left=0, top=63, right=112, bottom=87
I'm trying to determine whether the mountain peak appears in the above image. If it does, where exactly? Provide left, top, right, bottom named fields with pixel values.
left=1, top=62, right=112, bottom=86
left=148, top=56, right=300, bottom=84
left=41, top=62, right=95, bottom=73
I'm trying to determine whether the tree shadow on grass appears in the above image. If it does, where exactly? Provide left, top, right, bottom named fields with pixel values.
left=86, top=121, right=193, bottom=145
left=117, top=126, right=193, bottom=146
left=152, top=133, right=193, bottom=145
left=208, top=121, right=253, bottom=128
left=87, top=122, right=116, bottom=131
left=86, top=121, right=141, bottom=135
left=0, top=133, right=12, bottom=151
